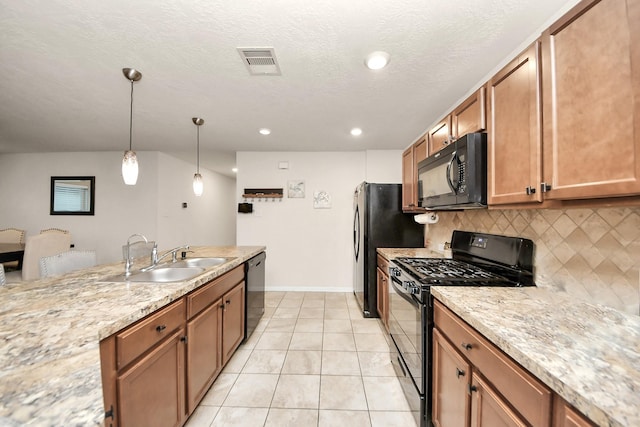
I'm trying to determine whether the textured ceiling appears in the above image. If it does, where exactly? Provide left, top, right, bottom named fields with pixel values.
left=0, top=0, right=579, bottom=176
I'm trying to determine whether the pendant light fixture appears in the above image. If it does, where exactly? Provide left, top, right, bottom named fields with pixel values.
left=122, top=68, right=142, bottom=185
left=192, top=117, right=205, bottom=196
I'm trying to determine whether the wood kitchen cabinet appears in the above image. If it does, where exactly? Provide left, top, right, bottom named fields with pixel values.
left=100, top=265, right=246, bottom=427
left=221, top=281, right=245, bottom=364
left=118, top=328, right=186, bottom=427
left=487, top=42, right=543, bottom=205
left=402, top=137, right=427, bottom=212
left=432, top=328, right=470, bottom=427
left=541, top=0, right=640, bottom=200
left=452, top=87, right=486, bottom=140
left=376, top=254, right=390, bottom=332
left=552, top=396, right=596, bottom=427
left=428, top=116, right=453, bottom=155
left=433, top=299, right=552, bottom=426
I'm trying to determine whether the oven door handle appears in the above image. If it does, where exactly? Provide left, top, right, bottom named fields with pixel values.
left=390, top=276, right=421, bottom=307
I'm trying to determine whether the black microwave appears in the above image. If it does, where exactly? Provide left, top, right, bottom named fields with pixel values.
left=417, top=132, right=487, bottom=210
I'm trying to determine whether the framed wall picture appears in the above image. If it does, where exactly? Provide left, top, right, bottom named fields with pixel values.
left=50, top=176, right=95, bottom=215
left=288, top=180, right=305, bottom=198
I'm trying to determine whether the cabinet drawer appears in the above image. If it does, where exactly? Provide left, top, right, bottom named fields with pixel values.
left=117, top=299, right=186, bottom=370
left=434, top=300, right=552, bottom=426
left=376, top=254, right=389, bottom=274
left=187, top=265, right=244, bottom=319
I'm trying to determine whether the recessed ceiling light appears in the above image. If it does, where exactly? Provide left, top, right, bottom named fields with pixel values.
left=259, top=128, right=271, bottom=135
left=365, top=51, right=390, bottom=70
left=351, top=128, right=363, bottom=136
left=232, top=167, right=238, bottom=173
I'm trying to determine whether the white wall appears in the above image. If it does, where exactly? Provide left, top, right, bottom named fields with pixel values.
left=236, top=150, right=405, bottom=292
left=0, top=152, right=236, bottom=264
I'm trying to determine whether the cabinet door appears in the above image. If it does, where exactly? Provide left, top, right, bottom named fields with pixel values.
left=222, top=282, right=245, bottom=364
left=402, top=146, right=417, bottom=211
left=432, top=328, right=470, bottom=427
left=429, top=116, right=453, bottom=155
left=453, top=87, right=486, bottom=139
left=553, top=397, right=596, bottom=427
left=118, top=329, right=186, bottom=427
left=488, top=43, right=542, bottom=205
left=376, top=267, right=389, bottom=332
left=541, top=0, right=640, bottom=200
left=470, top=372, right=527, bottom=427
left=186, top=299, right=223, bottom=413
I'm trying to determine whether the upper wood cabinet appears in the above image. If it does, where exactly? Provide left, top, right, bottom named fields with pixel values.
left=541, top=0, right=640, bottom=200
left=402, top=136, right=427, bottom=212
left=452, top=87, right=486, bottom=139
left=428, top=116, right=453, bottom=155
left=488, top=42, right=543, bottom=205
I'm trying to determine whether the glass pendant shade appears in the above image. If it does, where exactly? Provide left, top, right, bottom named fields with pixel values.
left=122, top=150, right=139, bottom=185
left=193, top=173, right=203, bottom=196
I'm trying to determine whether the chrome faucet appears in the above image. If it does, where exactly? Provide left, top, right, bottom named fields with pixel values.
left=124, top=234, right=148, bottom=277
left=151, top=244, right=190, bottom=266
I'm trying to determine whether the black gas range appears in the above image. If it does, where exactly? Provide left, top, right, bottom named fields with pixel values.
left=387, top=230, right=535, bottom=427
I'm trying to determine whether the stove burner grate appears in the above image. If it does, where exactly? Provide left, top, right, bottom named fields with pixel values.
left=395, top=257, right=510, bottom=284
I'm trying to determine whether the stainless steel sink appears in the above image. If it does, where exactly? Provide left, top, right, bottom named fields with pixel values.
left=170, top=257, right=230, bottom=268
left=103, top=267, right=205, bottom=283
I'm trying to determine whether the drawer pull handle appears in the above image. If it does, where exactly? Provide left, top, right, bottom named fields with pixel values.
left=456, top=368, right=465, bottom=378
left=461, top=342, right=472, bottom=351
left=156, top=325, right=167, bottom=332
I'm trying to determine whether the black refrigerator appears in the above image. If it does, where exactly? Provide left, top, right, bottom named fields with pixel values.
left=353, top=182, right=424, bottom=317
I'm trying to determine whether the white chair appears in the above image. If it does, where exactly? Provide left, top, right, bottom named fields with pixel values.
left=40, top=228, right=70, bottom=235
left=5, top=232, right=72, bottom=282
left=39, top=250, right=97, bottom=278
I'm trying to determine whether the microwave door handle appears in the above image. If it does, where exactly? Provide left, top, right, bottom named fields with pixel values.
left=446, top=151, right=458, bottom=194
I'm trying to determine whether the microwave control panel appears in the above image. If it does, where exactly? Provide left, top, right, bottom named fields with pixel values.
left=458, top=153, right=467, bottom=194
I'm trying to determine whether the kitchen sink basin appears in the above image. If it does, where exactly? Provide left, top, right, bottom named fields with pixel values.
left=103, top=266, right=205, bottom=283
left=170, top=257, right=230, bottom=268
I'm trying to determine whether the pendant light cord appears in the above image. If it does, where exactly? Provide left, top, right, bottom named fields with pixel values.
left=129, top=80, right=134, bottom=151
left=196, top=125, right=200, bottom=173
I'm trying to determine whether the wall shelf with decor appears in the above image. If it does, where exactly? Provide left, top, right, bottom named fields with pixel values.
left=241, top=188, right=284, bottom=202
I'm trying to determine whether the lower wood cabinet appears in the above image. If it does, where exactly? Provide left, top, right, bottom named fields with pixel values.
left=432, top=328, right=470, bottom=427
left=433, top=299, right=597, bottom=427
left=118, top=328, right=186, bottom=427
left=376, top=254, right=390, bottom=332
left=470, top=372, right=527, bottom=427
left=100, top=265, right=246, bottom=427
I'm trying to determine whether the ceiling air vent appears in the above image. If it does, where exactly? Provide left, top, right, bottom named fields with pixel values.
left=237, top=47, right=281, bottom=76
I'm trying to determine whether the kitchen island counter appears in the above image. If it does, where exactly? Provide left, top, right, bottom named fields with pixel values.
left=431, top=286, right=640, bottom=427
left=0, top=246, right=264, bottom=426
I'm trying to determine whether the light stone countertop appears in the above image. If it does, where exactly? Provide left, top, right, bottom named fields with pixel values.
left=377, top=247, right=443, bottom=260
left=431, top=286, right=640, bottom=427
left=0, top=246, right=265, bottom=427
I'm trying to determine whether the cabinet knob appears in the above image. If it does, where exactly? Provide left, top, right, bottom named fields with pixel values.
left=525, top=186, right=536, bottom=195
left=467, top=384, right=478, bottom=394
left=461, top=342, right=472, bottom=351
left=180, top=336, right=188, bottom=343
left=226, top=300, right=231, bottom=305
left=541, top=182, right=552, bottom=193
left=155, top=325, right=166, bottom=332
left=456, top=368, right=465, bottom=378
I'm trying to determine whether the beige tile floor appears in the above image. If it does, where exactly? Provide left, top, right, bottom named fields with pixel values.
left=184, top=291, right=418, bottom=427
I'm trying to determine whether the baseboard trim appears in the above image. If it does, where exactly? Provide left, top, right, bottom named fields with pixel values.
left=265, top=286, right=353, bottom=293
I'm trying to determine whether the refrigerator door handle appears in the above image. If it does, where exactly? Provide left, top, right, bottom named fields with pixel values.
left=353, top=205, right=360, bottom=261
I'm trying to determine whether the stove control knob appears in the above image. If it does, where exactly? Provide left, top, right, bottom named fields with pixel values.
left=402, top=281, right=420, bottom=294
left=389, top=267, right=401, bottom=277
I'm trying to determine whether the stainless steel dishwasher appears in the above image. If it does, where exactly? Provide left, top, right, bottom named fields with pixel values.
left=244, top=252, right=265, bottom=340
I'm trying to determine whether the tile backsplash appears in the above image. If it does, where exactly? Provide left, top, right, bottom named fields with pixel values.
left=424, top=207, right=640, bottom=315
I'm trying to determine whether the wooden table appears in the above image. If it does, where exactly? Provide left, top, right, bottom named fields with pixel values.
left=0, top=243, right=26, bottom=269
